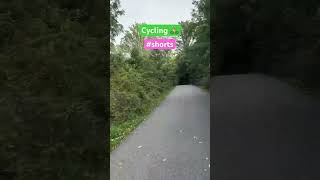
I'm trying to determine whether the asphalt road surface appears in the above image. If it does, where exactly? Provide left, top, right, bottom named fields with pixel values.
left=212, top=74, right=320, bottom=180
left=110, top=85, right=210, bottom=180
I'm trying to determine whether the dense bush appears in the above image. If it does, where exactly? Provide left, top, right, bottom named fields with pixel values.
left=0, top=0, right=106, bottom=179
left=110, top=29, right=177, bottom=122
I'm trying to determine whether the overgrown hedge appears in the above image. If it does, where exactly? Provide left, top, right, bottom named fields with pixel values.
left=110, top=48, right=177, bottom=123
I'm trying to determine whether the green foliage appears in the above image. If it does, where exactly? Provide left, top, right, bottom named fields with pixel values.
left=110, top=87, right=172, bottom=151
left=110, top=0, right=124, bottom=41
left=0, top=0, right=106, bottom=179
left=110, top=22, right=177, bottom=150
left=176, top=0, right=210, bottom=87
left=110, top=24, right=176, bottom=121
left=120, top=23, right=144, bottom=53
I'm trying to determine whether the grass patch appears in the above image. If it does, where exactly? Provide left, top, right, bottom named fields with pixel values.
left=110, top=87, right=174, bottom=152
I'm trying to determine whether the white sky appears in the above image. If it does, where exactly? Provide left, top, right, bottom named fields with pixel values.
left=115, top=0, right=194, bottom=44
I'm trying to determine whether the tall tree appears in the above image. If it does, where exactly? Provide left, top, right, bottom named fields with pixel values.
left=177, top=21, right=196, bottom=52
left=176, top=0, right=210, bottom=86
left=110, top=0, right=124, bottom=41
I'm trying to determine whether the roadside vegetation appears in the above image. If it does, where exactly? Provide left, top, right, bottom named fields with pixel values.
left=0, top=0, right=106, bottom=179
left=110, top=0, right=210, bottom=151
left=110, top=87, right=173, bottom=151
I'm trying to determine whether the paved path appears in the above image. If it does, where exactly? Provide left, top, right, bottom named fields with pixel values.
left=212, top=74, right=320, bottom=180
left=110, top=85, right=210, bottom=180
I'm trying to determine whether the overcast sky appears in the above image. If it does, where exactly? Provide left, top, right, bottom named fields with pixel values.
left=115, top=0, right=194, bottom=44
